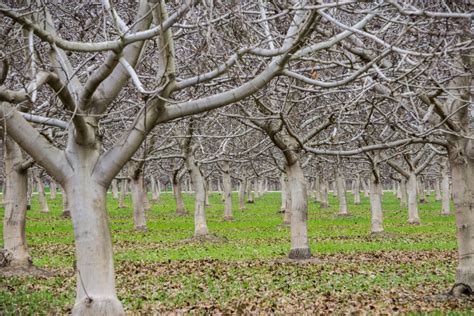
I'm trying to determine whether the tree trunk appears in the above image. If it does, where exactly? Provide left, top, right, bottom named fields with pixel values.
left=50, top=180, right=57, bottom=200
left=369, top=170, right=384, bottom=234
left=332, top=181, right=337, bottom=197
left=400, top=178, right=408, bottom=208
left=34, top=170, right=49, bottom=213
left=118, top=179, right=127, bottom=209
left=286, top=162, right=311, bottom=259
left=434, top=177, right=442, bottom=201
left=185, top=154, right=209, bottom=237
left=27, top=171, right=33, bottom=210
left=314, top=176, right=321, bottom=203
left=407, top=173, right=420, bottom=224
left=64, top=145, right=123, bottom=315
left=441, top=161, right=451, bottom=215
left=172, top=176, right=187, bottom=216
left=221, top=162, right=233, bottom=221
left=111, top=179, right=119, bottom=200
left=3, top=136, right=30, bottom=267
left=151, top=177, right=160, bottom=203
left=353, top=174, right=361, bottom=205
left=239, top=178, right=247, bottom=211
left=205, top=179, right=211, bottom=207
left=61, top=186, right=71, bottom=218
left=246, top=179, right=254, bottom=203
left=131, top=175, right=147, bottom=231
left=336, top=170, right=349, bottom=216
left=320, top=180, right=329, bottom=208
left=449, top=141, right=474, bottom=291
left=280, top=172, right=287, bottom=212
left=142, top=180, right=151, bottom=211
left=418, top=177, right=427, bottom=204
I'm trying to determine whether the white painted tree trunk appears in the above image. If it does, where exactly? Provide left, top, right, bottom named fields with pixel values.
left=118, top=179, right=127, bottom=209
left=151, top=177, right=159, bottom=202
left=3, top=137, right=30, bottom=267
left=369, top=171, right=384, bottom=234
left=407, top=173, right=420, bottom=224
left=111, top=179, right=119, bottom=200
left=142, top=181, right=151, bottom=211
left=286, top=162, right=311, bottom=259
left=320, top=180, right=329, bottom=208
left=332, top=181, right=338, bottom=197
left=283, top=177, right=292, bottom=226
left=185, top=155, right=209, bottom=237
left=27, top=171, right=33, bottom=210
left=434, top=177, right=442, bottom=201
left=396, top=182, right=402, bottom=199
left=131, top=175, right=147, bottom=231
left=221, top=161, right=233, bottom=221
left=336, top=170, right=349, bottom=216
left=353, top=174, right=361, bottom=205
left=50, top=180, right=57, bottom=200
left=205, top=179, right=211, bottom=207
left=34, top=171, right=49, bottom=213
left=441, top=162, right=451, bottom=215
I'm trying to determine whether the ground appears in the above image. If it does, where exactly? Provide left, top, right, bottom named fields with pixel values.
left=1, top=190, right=472, bottom=314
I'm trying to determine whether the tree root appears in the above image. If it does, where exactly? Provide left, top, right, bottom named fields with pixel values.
left=288, top=248, right=312, bottom=260
left=449, top=283, right=473, bottom=297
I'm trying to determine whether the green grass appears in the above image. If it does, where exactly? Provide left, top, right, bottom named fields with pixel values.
left=1, top=190, right=472, bottom=314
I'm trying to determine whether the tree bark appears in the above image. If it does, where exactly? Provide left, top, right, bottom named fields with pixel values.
left=221, top=161, right=233, bottom=221
left=172, top=174, right=187, bottom=216
left=314, top=176, right=321, bottom=203
left=131, top=175, right=147, bottom=231
left=286, top=162, right=311, bottom=259
left=353, top=174, right=361, bottom=205
left=142, top=180, right=151, bottom=211
left=184, top=152, right=209, bottom=237
left=34, top=170, right=49, bottom=213
left=50, top=180, right=57, bottom=200
left=280, top=172, right=287, bottom=212
left=434, top=177, right=442, bottom=202
left=151, top=177, right=160, bottom=203
left=239, top=179, right=247, bottom=211
left=400, top=178, right=408, bottom=208
left=118, top=179, right=127, bottom=209
left=246, top=179, right=254, bottom=203
left=3, top=136, right=30, bottom=267
left=441, top=161, right=451, bottom=215
left=61, top=186, right=71, bottom=218
left=111, top=179, right=119, bottom=200
left=336, top=169, right=349, bottom=216
left=320, top=180, right=329, bottom=208
left=407, top=172, right=420, bottom=224
left=369, top=169, right=384, bottom=234
left=418, top=177, right=427, bottom=204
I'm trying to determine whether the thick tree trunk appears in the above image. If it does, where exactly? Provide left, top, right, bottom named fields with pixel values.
left=369, top=171, right=384, bottom=234
left=131, top=175, right=147, bottom=231
left=172, top=177, right=187, bottom=216
left=239, top=178, right=247, bottom=211
left=221, top=162, right=233, bottom=221
left=449, top=142, right=474, bottom=291
left=407, top=173, right=420, bottom=224
left=111, top=179, right=119, bottom=200
left=3, top=137, right=30, bottom=267
left=61, top=186, right=71, bottom=218
left=64, top=144, right=123, bottom=315
left=118, top=179, right=127, bottom=209
left=27, top=171, right=33, bottom=210
left=286, top=162, right=311, bottom=259
left=50, top=180, right=57, bottom=200
left=353, top=174, right=361, bottom=205
left=336, top=170, right=349, bottom=216
left=34, top=170, right=49, bottom=213
left=435, top=177, right=442, bottom=201
left=185, top=155, right=209, bottom=237
left=441, top=161, right=451, bottom=215
left=205, top=179, right=211, bottom=207
left=320, top=180, right=329, bottom=208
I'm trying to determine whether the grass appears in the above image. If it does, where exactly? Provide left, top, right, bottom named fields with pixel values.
left=1, top=189, right=472, bottom=314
